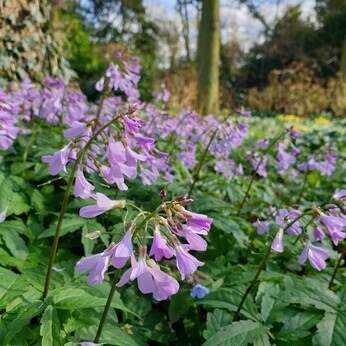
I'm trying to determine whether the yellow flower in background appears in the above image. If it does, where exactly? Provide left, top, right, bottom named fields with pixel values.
left=314, top=117, right=329, bottom=125
left=278, top=114, right=303, bottom=122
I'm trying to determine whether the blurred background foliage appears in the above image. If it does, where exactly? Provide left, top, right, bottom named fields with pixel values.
left=1, top=0, right=346, bottom=115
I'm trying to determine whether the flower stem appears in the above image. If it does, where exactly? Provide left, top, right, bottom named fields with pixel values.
left=297, top=169, right=309, bottom=204
left=329, top=251, right=345, bottom=289
left=233, top=244, right=271, bottom=321
left=236, top=132, right=285, bottom=216
left=42, top=116, right=120, bottom=299
left=188, top=128, right=218, bottom=198
left=94, top=273, right=119, bottom=343
left=233, top=212, right=309, bottom=321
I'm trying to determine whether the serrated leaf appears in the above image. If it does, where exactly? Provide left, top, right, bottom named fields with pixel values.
left=40, top=306, right=63, bottom=346
left=198, top=288, right=261, bottom=322
left=50, top=287, right=134, bottom=314
left=2, top=300, right=46, bottom=345
left=203, top=309, right=232, bottom=340
left=1, top=229, right=28, bottom=259
left=278, top=311, right=323, bottom=341
left=312, top=308, right=346, bottom=346
left=203, top=320, right=268, bottom=346
left=282, top=277, right=339, bottom=313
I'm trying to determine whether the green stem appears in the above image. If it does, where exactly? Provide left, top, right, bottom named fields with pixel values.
left=233, top=212, right=309, bottom=321
left=188, top=128, right=218, bottom=198
left=236, top=132, right=285, bottom=216
left=329, top=251, right=345, bottom=289
left=297, top=169, right=309, bottom=204
left=42, top=116, right=120, bottom=299
left=94, top=273, right=119, bottom=343
left=233, top=244, right=271, bottom=321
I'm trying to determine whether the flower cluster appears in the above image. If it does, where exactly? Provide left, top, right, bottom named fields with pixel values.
left=253, top=189, right=346, bottom=270
left=142, top=103, right=250, bottom=179
left=76, top=195, right=213, bottom=301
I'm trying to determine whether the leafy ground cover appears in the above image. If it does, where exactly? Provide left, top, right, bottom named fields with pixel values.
left=0, top=56, right=345, bottom=345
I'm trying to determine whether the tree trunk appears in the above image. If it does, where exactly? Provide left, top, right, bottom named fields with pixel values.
left=196, top=0, right=220, bottom=115
left=341, top=34, right=346, bottom=78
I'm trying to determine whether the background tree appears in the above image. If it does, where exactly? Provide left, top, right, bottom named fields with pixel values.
left=196, top=0, right=220, bottom=115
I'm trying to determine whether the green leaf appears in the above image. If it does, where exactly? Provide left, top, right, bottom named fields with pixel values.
left=0, top=220, right=28, bottom=235
left=282, top=277, right=339, bottom=313
left=0, top=267, right=19, bottom=305
left=38, top=215, right=86, bottom=238
left=50, top=287, right=134, bottom=314
left=203, top=320, right=268, bottom=346
left=40, top=306, right=63, bottom=346
left=278, top=311, right=323, bottom=341
left=1, top=229, right=28, bottom=259
left=198, top=288, right=261, bottom=322
left=210, top=214, right=249, bottom=248
left=312, top=308, right=346, bottom=346
left=203, top=309, right=232, bottom=340
left=2, top=300, right=46, bottom=345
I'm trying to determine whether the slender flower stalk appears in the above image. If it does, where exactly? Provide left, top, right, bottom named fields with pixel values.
left=233, top=212, right=309, bottom=321
left=94, top=273, right=120, bottom=343
left=42, top=115, right=120, bottom=299
left=188, top=127, right=219, bottom=198
left=297, top=168, right=309, bottom=204
left=236, top=131, right=285, bottom=216
left=329, top=251, right=345, bottom=289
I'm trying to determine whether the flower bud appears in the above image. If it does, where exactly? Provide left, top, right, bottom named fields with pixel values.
left=84, top=230, right=101, bottom=240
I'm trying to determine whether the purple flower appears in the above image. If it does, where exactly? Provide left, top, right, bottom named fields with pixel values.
left=298, top=242, right=330, bottom=271
left=64, top=121, right=90, bottom=140
left=252, top=220, right=269, bottom=235
left=174, top=244, right=204, bottom=278
left=42, top=145, right=70, bottom=175
left=190, top=284, right=209, bottom=298
left=79, top=193, right=125, bottom=218
left=313, top=226, right=325, bottom=242
left=252, top=155, right=268, bottom=177
left=320, top=214, right=346, bottom=245
left=235, top=108, right=251, bottom=118
left=289, top=128, right=300, bottom=139
left=117, top=249, right=179, bottom=301
left=74, top=168, right=95, bottom=199
left=149, top=224, right=173, bottom=261
left=235, top=164, right=244, bottom=175
left=271, top=228, right=284, bottom=253
left=255, top=139, right=269, bottom=150
left=333, top=189, right=346, bottom=201
left=103, top=227, right=134, bottom=268
left=75, top=251, right=109, bottom=286
left=0, top=207, right=7, bottom=223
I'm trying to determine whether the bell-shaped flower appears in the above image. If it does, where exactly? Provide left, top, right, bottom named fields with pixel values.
left=79, top=193, right=125, bottom=218
left=252, top=219, right=269, bottom=235
left=298, top=242, right=330, bottom=271
left=173, top=244, right=204, bottom=279
left=271, top=228, right=284, bottom=253
left=74, top=168, right=95, bottom=199
left=149, top=223, right=173, bottom=261
left=103, top=223, right=135, bottom=268
left=117, top=248, right=179, bottom=301
left=75, top=251, right=109, bottom=286
left=320, top=214, right=346, bottom=245
left=190, top=284, right=209, bottom=299
left=42, top=145, right=70, bottom=175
